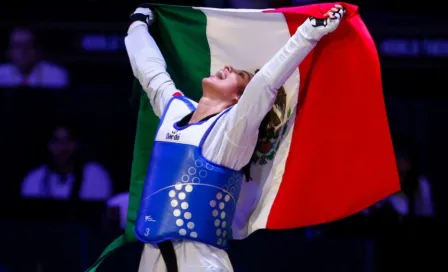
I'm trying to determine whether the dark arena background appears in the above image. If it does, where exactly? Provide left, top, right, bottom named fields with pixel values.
left=0, top=0, right=447, bottom=271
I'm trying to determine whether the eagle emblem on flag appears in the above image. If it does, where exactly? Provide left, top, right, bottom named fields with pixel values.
left=252, top=70, right=290, bottom=165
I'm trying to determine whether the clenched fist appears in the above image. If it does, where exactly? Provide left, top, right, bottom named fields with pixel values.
left=129, top=5, right=155, bottom=27
left=298, top=4, right=346, bottom=41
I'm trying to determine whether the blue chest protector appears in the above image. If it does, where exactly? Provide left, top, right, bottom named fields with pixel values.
left=135, top=97, right=244, bottom=249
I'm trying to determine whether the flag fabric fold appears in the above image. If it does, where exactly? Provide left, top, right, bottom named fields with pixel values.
left=87, top=3, right=399, bottom=271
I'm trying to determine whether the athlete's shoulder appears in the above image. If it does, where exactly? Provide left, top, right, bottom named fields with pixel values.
left=169, top=94, right=198, bottom=108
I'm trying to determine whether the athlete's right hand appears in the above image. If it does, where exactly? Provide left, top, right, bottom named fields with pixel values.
left=298, top=4, right=345, bottom=41
left=129, top=5, right=155, bottom=27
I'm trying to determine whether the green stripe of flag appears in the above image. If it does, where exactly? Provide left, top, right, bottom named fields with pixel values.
left=151, top=4, right=210, bottom=101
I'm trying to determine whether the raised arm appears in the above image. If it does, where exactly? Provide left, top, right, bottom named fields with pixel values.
left=225, top=6, right=345, bottom=143
left=125, top=7, right=182, bottom=117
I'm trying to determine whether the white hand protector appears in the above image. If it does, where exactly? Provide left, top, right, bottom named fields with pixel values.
left=129, top=5, right=155, bottom=26
left=298, top=5, right=345, bottom=41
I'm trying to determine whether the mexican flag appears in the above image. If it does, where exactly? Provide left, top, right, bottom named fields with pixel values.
left=88, top=2, right=399, bottom=271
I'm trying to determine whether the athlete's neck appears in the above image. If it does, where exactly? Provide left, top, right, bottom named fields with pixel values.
left=189, top=96, right=230, bottom=124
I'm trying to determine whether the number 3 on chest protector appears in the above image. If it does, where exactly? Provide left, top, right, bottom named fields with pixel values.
left=144, top=228, right=150, bottom=236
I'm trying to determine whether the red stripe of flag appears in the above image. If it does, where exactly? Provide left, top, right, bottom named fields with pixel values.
left=264, top=3, right=399, bottom=228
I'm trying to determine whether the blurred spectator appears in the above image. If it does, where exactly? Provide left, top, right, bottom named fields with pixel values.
left=388, top=149, right=434, bottom=217
left=21, top=121, right=112, bottom=200
left=106, top=192, right=130, bottom=229
left=366, top=146, right=434, bottom=218
left=0, top=26, right=69, bottom=88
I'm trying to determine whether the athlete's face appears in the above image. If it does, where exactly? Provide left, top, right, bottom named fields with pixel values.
left=202, top=65, right=253, bottom=103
